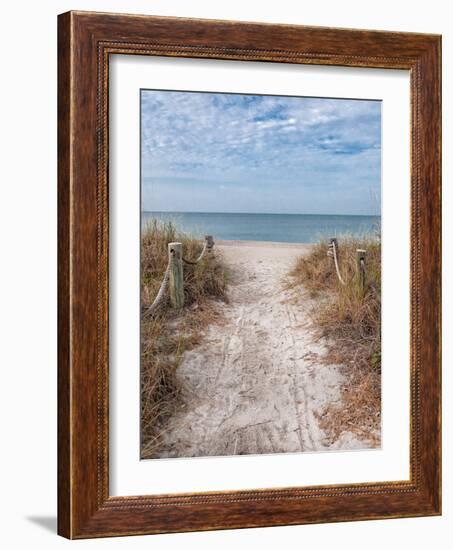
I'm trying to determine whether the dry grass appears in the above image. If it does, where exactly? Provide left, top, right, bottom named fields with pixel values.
left=140, top=219, right=228, bottom=458
left=291, top=235, right=381, bottom=446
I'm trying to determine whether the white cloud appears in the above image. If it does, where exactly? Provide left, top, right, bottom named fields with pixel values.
left=141, top=90, right=381, bottom=214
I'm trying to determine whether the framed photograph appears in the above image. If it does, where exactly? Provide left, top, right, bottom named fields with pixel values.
left=58, top=11, right=441, bottom=538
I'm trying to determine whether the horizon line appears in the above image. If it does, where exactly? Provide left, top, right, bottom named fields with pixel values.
left=142, top=210, right=381, bottom=217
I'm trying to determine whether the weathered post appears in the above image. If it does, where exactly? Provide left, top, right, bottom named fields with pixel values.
left=168, top=242, right=184, bottom=308
left=330, top=238, right=338, bottom=258
left=205, top=235, right=214, bottom=253
left=356, top=249, right=367, bottom=291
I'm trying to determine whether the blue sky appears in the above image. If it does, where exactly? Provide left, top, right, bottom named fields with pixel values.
left=141, top=90, right=381, bottom=215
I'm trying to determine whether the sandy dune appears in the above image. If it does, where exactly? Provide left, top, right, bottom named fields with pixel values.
left=156, top=240, right=368, bottom=458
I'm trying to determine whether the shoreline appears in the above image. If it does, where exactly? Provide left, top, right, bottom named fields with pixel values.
left=216, top=239, right=313, bottom=250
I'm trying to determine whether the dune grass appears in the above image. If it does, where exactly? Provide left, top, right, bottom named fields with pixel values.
left=140, top=220, right=228, bottom=458
left=290, top=235, right=381, bottom=445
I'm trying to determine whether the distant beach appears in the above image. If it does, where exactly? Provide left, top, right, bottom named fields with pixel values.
left=216, top=239, right=313, bottom=250
left=142, top=211, right=380, bottom=244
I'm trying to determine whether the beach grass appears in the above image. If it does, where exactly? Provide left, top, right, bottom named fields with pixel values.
left=290, top=235, right=381, bottom=445
left=140, top=219, right=228, bottom=458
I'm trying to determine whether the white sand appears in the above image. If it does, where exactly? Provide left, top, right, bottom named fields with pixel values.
left=157, top=240, right=369, bottom=458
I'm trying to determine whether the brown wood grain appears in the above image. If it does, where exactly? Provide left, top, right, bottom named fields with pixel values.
left=57, top=10, right=442, bottom=539
left=57, top=11, right=71, bottom=538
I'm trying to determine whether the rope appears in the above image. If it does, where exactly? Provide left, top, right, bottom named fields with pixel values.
left=143, top=256, right=172, bottom=316
left=143, top=239, right=211, bottom=317
left=182, top=240, right=208, bottom=265
left=329, top=240, right=346, bottom=286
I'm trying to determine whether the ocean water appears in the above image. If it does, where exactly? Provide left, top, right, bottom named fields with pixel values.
left=142, top=211, right=380, bottom=244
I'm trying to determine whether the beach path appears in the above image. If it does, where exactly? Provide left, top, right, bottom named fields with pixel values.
left=156, top=240, right=365, bottom=458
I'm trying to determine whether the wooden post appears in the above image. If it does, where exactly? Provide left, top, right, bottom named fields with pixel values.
left=205, top=235, right=214, bottom=253
left=168, top=242, right=184, bottom=308
left=329, top=237, right=338, bottom=259
left=356, top=249, right=367, bottom=291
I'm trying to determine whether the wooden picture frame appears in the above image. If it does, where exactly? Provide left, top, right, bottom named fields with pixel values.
left=58, top=10, right=441, bottom=539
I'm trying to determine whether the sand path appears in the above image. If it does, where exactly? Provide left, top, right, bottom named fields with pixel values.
left=157, top=240, right=363, bottom=458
